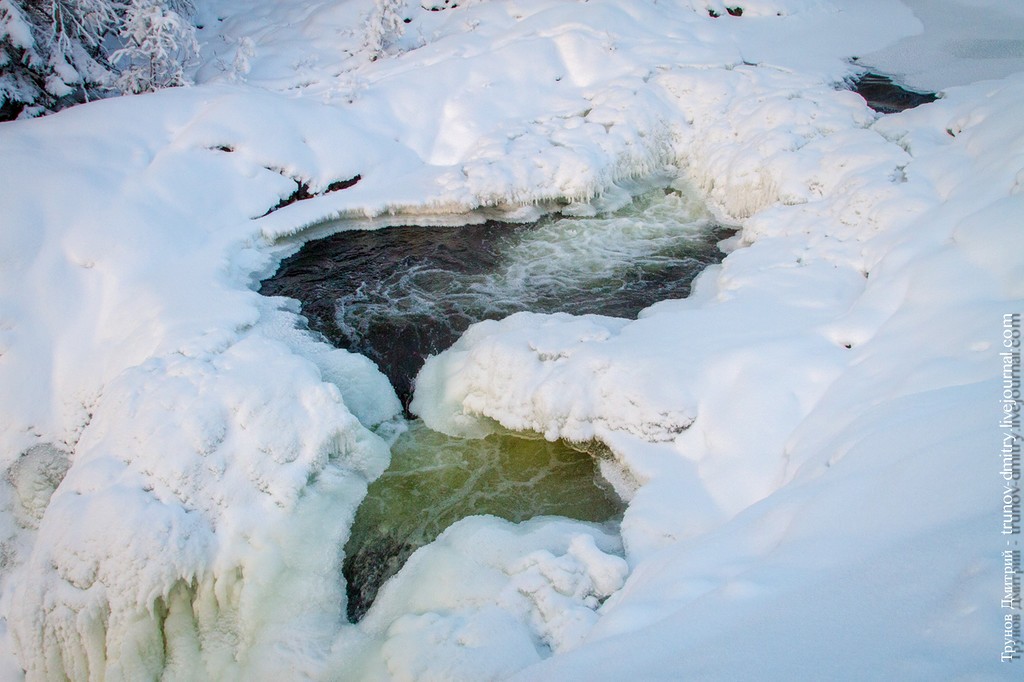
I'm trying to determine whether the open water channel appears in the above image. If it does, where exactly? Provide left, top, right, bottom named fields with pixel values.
left=259, top=186, right=733, bottom=620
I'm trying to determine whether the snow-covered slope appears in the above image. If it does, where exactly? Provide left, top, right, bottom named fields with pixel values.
left=0, top=0, right=1021, bottom=679
left=418, top=72, right=1024, bottom=680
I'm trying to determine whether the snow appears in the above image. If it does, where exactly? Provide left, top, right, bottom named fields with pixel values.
left=330, top=516, right=626, bottom=681
left=0, top=0, right=1022, bottom=679
left=423, top=73, right=1024, bottom=679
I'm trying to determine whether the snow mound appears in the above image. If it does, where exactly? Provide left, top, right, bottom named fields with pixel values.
left=413, top=312, right=696, bottom=443
left=330, top=516, right=626, bottom=681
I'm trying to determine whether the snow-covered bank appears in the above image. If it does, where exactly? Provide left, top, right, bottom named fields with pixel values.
left=0, top=0, right=1021, bottom=679
left=417, top=72, right=1024, bottom=678
left=0, top=87, right=407, bottom=678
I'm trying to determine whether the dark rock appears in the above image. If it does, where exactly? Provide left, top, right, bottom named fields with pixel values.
left=343, top=533, right=416, bottom=622
left=260, top=173, right=361, bottom=217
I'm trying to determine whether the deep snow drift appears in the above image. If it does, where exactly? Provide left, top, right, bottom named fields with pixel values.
left=0, top=0, right=1022, bottom=680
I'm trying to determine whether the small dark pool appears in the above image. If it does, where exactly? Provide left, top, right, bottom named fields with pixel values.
left=850, top=71, right=938, bottom=113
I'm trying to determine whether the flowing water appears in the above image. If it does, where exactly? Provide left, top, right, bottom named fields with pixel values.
left=261, top=189, right=733, bottom=409
left=259, top=187, right=733, bottom=620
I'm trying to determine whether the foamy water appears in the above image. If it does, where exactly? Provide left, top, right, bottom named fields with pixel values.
left=260, top=187, right=731, bottom=621
left=262, top=188, right=730, bottom=407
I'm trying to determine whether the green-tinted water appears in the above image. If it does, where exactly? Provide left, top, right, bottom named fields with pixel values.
left=343, top=420, right=622, bottom=620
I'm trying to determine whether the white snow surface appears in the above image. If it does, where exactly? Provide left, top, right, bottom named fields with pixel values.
left=0, top=0, right=1021, bottom=679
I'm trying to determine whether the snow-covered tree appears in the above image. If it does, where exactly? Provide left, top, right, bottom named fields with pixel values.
left=110, top=0, right=197, bottom=93
left=1, top=0, right=116, bottom=117
left=363, top=0, right=406, bottom=61
left=0, top=0, right=43, bottom=116
left=1, top=0, right=199, bottom=118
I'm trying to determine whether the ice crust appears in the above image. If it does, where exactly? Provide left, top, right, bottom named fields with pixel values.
left=0, top=0, right=1021, bottom=679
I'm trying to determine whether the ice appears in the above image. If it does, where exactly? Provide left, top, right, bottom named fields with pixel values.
left=860, top=0, right=1024, bottom=91
left=329, top=516, right=627, bottom=681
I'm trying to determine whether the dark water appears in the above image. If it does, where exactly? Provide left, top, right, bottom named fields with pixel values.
left=259, top=188, right=732, bottom=621
left=850, top=71, right=938, bottom=113
left=342, top=422, right=622, bottom=621
left=261, top=189, right=733, bottom=409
